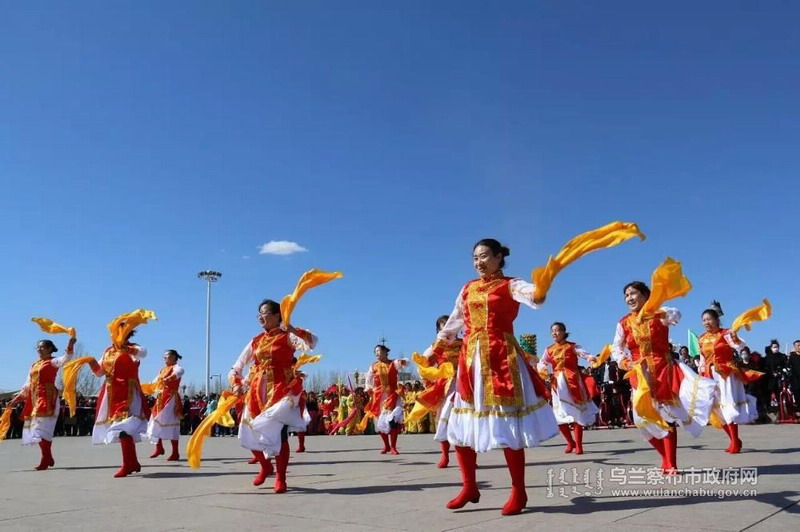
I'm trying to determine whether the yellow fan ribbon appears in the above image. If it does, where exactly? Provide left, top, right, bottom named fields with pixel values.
left=280, top=269, right=343, bottom=326
left=31, top=318, right=76, bottom=338
left=590, top=345, right=612, bottom=369
left=731, top=299, right=772, bottom=334
left=624, top=363, right=669, bottom=430
left=638, top=258, right=692, bottom=321
left=419, top=362, right=454, bottom=382
left=0, top=407, right=13, bottom=442
left=532, top=221, right=645, bottom=303
left=140, top=382, right=158, bottom=396
left=187, top=391, right=239, bottom=469
left=294, top=353, right=322, bottom=370
left=61, top=357, right=95, bottom=417
left=412, top=352, right=430, bottom=369
left=107, top=309, right=157, bottom=348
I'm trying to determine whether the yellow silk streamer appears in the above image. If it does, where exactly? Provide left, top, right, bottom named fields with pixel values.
left=280, top=269, right=343, bottom=326
left=357, top=411, right=373, bottom=432
left=590, top=345, right=613, bottom=369
left=624, top=363, right=669, bottom=430
left=31, top=318, right=76, bottom=338
left=412, top=352, right=430, bottom=369
left=107, top=309, right=157, bottom=348
left=406, top=401, right=431, bottom=424
left=61, top=357, right=95, bottom=417
left=419, top=362, right=454, bottom=382
left=187, top=391, right=239, bottom=469
left=0, top=407, right=13, bottom=442
left=731, top=299, right=772, bottom=334
left=708, top=409, right=726, bottom=429
left=532, top=221, right=645, bottom=302
left=140, top=383, right=158, bottom=396
left=294, top=353, right=322, bottom=370
left=638, top=258, right=692, bottom=321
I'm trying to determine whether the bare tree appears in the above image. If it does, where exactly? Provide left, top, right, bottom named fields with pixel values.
left=72, top=343, right=101, bottom=397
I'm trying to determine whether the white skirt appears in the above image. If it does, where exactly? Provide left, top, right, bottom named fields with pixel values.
left=92, top=386, right=148, bottom=445
left=22, top=398, right=59, bottom=445
left=551, top=373, right=600, bottom=427
left=145, top=395, right=181, bottom=442
left=711, top=368, right=758, bottom=425
left=633, top=361, right=716, bottom=440
left=374, top=392, right=404, bottom=435
left=433, top=378, right=457, bottom=442
left=244, top=394, right=304, bottom=457
left=446, top=350, right=558, bottom=453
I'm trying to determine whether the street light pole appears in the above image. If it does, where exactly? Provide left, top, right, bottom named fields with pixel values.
left=198, top=270, right=222, bottom=399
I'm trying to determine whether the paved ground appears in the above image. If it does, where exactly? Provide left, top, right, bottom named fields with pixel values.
left=0, top=424, right=798, bottom=531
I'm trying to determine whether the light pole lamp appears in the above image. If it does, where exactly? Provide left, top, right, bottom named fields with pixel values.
left=198, top=270, right=222, bottom=400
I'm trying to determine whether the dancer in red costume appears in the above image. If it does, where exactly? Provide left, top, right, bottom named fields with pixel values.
left=438, top=239, right=558, bottom=516
left=144, top=349, right=185, bottom=461
left=228, top=299, right=317, bottom=493
left=88, top=312, right=155, bottom=478
left=537, top=322, right=599, bottom=455
left=8, top=336, right=76, bottom=470
left=698, top=301, right=764, bottom=454
left=364, top=344, right=408, bottom=455
left=415, top=315, right=462, bottom=468
left=611, top=275, right=715, bottom=475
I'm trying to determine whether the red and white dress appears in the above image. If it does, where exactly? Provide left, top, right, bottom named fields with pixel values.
left=612, top=309, right=715, bottom=440
left=18, top=350, right=74, bottom=444
left=537, top=342, right=599, bottom=426
left=365, top=359, right=406, bottom=434
left=229, top=327, right=316, bottom=457
left=145, top=364, right=185, bottom=442
left=92, top=344, right=150, bottom=444
left=698, top=329, right=759, bottom=425
left=438, top=273, right=557, bottom=453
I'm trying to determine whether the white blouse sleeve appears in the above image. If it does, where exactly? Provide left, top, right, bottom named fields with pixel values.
left=611, top=323, right=630, bottom=364
left=660, top=307, right=681, bottom=326
left=574, top=344, right=593, bottom=360
left=169, top=364, right=185, bottom=381
left=724, top=331, right=747, bottom=352
left=509, top=278, right=539, bottom=310
left=51, top=348, right=75, bottom=369
left=536, top=349, right=552, bottom=373
left=698, top=353, right=707, bottom=373
left=228, top=342, right=254, bottom=385
left=365, top=365, right=375, bottom=391
left=393, top=359, right=408, bottom=370
left=437, top=288, right=466, bottom=342
left=290, top=330, right=318, bottom=351
left=131, top=345, right=147, bottom=361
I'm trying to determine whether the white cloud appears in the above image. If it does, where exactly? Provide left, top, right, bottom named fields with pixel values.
left=258, top=240, right=308, bottom=256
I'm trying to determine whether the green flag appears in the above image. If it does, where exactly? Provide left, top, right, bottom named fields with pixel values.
left=687, top=329, right=700, bottom=357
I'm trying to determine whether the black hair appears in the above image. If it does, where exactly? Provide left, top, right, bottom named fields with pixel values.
left=436, top=315, right=450, bottom=332
left=375, top=344, right=390, bottom=353
left=702, top=309, right=722, bottom=323
left=770, top=339, right=780, bottom=346
left=165, top=349, right=182, bottom=360
left=550, top=322, right=569, bottom=339
left=473, top=238, right=511, bottom=268
left=38, top=339, right=58, bottom=353
left=794, top=340, right=800, bottom=344
left=623, top=281, right=651, bottom=299
left=258, top=299, right=282, bottom=323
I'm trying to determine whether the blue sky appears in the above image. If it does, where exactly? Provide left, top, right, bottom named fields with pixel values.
left=2, top=2, right=799, bottom=391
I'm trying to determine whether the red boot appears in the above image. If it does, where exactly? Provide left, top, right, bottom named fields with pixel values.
left=437, top=441, right=451, bottom=468
left=501, top=448, right=528, bottom=516
left=728, top=423, right=742, bottom=454
left=379, top=433, right=390, bottom=454
left=150, top=438, right=165, bottom=458
left=559, top=424, right=575, bottom=453
left=274, top=440, right=290, bottom=493
left=390, top=427, right=400, bottom=455
left=648, top=437, right=667, bottom=471
left=247, top=450, right=259, bottom=465
left=115, top=435, right=140, bottom=477
left=252, top=451, right=274, bottom=486
left=166, top=439, right=180, bottom=461
left=296, top=432, right=306, bottom=453
left=35, top=440, right=54, bottom=470
left=573, top=424, right=584, bottom=455
left=446, top=446, right=480, bottom=509
left=663, top=430, right=678, bottom=475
